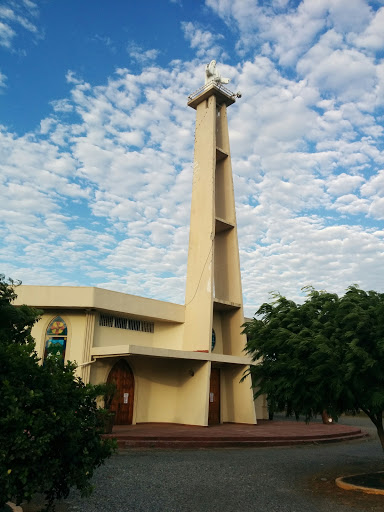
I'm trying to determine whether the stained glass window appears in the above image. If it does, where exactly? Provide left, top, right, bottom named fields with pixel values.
left=44, top=316, right=67, bottom=363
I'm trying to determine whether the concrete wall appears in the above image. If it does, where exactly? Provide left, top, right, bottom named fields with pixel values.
left=254, top=391, right=269, bottom=421
left=30, top=310, right=87, bottom=367
left=93, top=318, right=185, bottom=351
left=220, top=309, right=248, bottom=357
left=176, top=360, right=210, bottom=425
left=133, top=357, right=180, bottom=423
left=90, top=356, right=211, bottom=425
left=212, top=311, right=224, bottom=354
left=15, top=285, right=185, bottom=324
left=183, top=94, right=216, bottom=352
left=93, top=324, right=154, bottom=349
left=221, top=365, right=257, bottom=424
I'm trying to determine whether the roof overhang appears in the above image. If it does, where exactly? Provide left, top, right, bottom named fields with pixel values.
left=91, top=344, right=254, bottom=366
left=14, top=285, right=185, bottom=324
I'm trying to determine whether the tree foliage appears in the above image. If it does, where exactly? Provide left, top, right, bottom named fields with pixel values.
left=243, top=285, right=384, bottom=449
left=0, top=275, right=116, bottom=510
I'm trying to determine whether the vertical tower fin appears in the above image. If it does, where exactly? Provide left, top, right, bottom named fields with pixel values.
left=184, top=83, right=246, bottom=356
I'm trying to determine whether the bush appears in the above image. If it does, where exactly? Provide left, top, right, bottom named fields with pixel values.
left=243, top=285, right=384, bottom=450
left=0, top=276, right=116, bottom=510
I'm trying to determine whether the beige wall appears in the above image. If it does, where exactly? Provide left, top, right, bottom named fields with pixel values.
left=254, top=391, right=269, bottom=421
left=93, top=318, right=185, bottom=351
left=134, top=357, right=210, bottom=425
left=214, top=230, right=242, bottom=304
left=221, top=365, right=257, bottom=424
left=30, top=310, right=87, bottom=367
left=90, top=356, right=211, bottom=426
left=183, top=94, right=216, bottom=352
left=176, top=360, right=210, bottom=425
left=154, top=322, right=184, bottom=350
left=212, top=311, right=224, bottom=354
left=15, top=285, right=185, bottom=324
left=221, top=309, right=247, bottom=357
left=90, top=355, right=260, bottom=425
left=93, top=324, right=154, bottom=349
left=133, top=357, right=179, bottom=423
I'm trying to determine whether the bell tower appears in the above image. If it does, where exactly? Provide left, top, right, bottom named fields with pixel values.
left=182, top=65, right=257, bottom=425
left=184, top=73, right=246, bottom=356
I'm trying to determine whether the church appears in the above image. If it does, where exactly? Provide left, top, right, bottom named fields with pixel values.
left=14, top=65, right=267, bottom=426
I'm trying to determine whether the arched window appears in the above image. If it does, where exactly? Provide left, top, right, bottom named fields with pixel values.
left=44, top=316, right=68, bottom=364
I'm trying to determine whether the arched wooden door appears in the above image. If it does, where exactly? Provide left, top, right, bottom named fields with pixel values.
left=107, top=359, right=135, bottom=425
left=208, top=367, right=221, bottom=425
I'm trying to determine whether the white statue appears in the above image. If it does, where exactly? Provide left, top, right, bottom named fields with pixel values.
left=205, top=60, right=230, bottom=85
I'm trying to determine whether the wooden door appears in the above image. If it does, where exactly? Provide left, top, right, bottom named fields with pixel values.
left=208, top=367, right=220, bottom=425
left=107, top=359, right=135, bottom=425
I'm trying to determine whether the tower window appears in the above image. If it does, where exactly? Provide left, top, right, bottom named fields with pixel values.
left=211, top=329, right=216, bottom=351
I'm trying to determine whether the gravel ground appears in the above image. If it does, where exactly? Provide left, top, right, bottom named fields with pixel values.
left=23, top=416, right=384, bottom=512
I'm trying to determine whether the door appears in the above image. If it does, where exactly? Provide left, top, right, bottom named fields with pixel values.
left=208, top=367, right=220, bottom=425
left=107, top=359, right=135, bottom=425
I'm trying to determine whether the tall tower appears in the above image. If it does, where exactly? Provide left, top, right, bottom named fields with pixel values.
left=183, top=66, right=257, bottom=425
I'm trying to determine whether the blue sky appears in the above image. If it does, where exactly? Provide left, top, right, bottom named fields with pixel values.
left=1, top=0, right=384, bottom=316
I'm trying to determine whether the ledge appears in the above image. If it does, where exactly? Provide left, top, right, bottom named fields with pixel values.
left=216, top=147, right=228, bottom=162
left=213, top=298, right=241, bottom=311
left=215, top=217, right=235, bottom=233
left=14, top=285, right=185, bottom=324
left=91, top=344, right=252, bottom=365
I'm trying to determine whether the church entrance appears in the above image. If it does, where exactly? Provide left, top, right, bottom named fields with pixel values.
left=208, top=367, right=221, bottom=425
left=107, top=359, right=135, bottom=425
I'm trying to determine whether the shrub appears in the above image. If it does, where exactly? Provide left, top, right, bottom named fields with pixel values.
left=0, top=276, right=116, bottom=510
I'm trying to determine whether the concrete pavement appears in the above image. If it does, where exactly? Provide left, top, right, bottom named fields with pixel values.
left=23, top=416, right=384, bottom=512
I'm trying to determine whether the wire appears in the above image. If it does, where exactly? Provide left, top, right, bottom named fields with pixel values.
left=185, top=240, right=214, bottom=307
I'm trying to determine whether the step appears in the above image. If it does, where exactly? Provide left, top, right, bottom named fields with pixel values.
left=116, top=432, right=368, bottom=449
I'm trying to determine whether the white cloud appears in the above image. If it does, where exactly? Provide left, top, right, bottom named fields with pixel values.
left=2, top=2, right=384, bottom=312
left=50, top=99, right=74, bottom=113
left=0, top=1, right=41, bottom=51
left=297, top=32, right=377, bottom=103
left=326, top=0, right=372, bottom=33
left=205, top=0, right=375, bottom=68
left=0, top=70, right=7, bottom=88
left=181, top=21, right=225, bottom=59
left=327, top=173, right=365, bottom=196
left=368, top=197, right=384, bottom=219
left=0, top=61, right=201, bottom=303
left=241, top=218, right=384, bottom=316
left=127, top=42, right=159, bottom=65
left=0, top=20, right=15, bottom=48
left=333, top=194, right=370, bottom=215
left=361, top=169, right=384, bottom=197
left=351, top=6, right=384, bottom=50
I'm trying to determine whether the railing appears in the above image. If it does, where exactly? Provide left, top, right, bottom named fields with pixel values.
left=188, top=81, right=236, bottom=102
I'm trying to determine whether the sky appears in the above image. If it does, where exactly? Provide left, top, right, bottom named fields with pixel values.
left=1, top=0, right=384, bottom=317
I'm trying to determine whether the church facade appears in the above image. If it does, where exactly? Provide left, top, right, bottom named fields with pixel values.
left=15, top=77, right=267, bottom=426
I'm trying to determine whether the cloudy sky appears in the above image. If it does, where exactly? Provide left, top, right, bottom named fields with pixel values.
left=1, top=0, right=384, bottom=316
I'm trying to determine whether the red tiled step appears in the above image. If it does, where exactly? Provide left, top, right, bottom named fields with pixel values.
left=110, top=429, right=364, bottom=442
left=116, top=432, right=368, bottom=449
left=102, top=421, right=369, bottom=449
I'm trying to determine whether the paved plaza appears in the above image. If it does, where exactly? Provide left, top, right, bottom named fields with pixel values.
left=23, top=417, right=383, bottom=512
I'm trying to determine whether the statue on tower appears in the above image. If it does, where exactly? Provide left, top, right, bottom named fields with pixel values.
left=205, top=60, right=230, bottom=85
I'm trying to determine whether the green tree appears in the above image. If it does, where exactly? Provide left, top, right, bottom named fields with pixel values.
left=243, top=285, right=384, bottom=450
left=0, top=276, right=116, bottom=510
